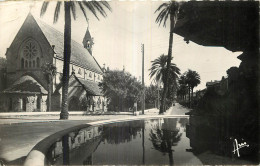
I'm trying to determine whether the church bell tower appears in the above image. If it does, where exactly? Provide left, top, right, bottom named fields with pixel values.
left=82, top=28, right=94, bottom=55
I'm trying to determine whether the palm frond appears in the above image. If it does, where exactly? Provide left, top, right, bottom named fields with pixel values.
left=92, top=1, right=107, bottom=17
left=155, top=1, right=182, bottom=28
left=40, top=1, right=49, bottom=17
left=54, top=1, right=62, bottom=23
left=70, top=2, right=77, bottom=21
left=149, top=54, right=179, bottom=86
left=100, top=1, right=112, bottom=12
left=82, top=2, right=100, bottom=20
left=162, top=9, right=170, bottom=27
left=77, top=2, right=88, bottom=22
left=155, top=8, right=168, bottom=27
left=154, top=3, right=168, bottom=14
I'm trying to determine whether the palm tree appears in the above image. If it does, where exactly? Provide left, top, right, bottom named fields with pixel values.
left=186, top=69, right=201, bottom=105
left=149, top=54, right=180, bottom=114
left=177, top=74, right=188, bottom=100
left=155, top=1, right=181, bottom=113
left=40, top=1, right=111, bottom=119
left=149, top=118, right=182, bottom=165
left=177, top=84, right=187, bottom=101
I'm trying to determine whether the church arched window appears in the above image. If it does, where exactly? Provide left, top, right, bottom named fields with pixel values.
left=21, top=58, right=24, bottom=69
left=78, top=68, right=82, bottom=75
left=25, top=60, right=28, bottom=68
left=87, top=41, right=91, bottom=49
left=89, top=72, right=92, bottom=78
left=36, top=57, right=40, bottom=68
left=20, top=38, right=41, bottom=69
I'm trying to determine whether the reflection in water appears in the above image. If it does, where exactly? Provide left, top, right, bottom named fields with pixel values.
left=62, top=135, right=69, bottom=165
left=101, top=121, right=142, bottom=144
left=46, top=118, right=204, bottom=165
left=149, top=118, right=182, bottom=165
left=46, top=126, right=102, bottom=165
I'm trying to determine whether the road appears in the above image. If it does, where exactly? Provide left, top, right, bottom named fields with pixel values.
left=0, top=120, right=96, bottom=164
left=0, top=106, right=189, bottom=165
left=166, top=103, right=191, bottom=115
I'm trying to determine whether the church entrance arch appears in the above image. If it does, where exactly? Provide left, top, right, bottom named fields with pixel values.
left=37, top=96, right=41, bottom=111
left=22, top=97, right=26, bottom=111
left=69, top=96, right=80, bottom=111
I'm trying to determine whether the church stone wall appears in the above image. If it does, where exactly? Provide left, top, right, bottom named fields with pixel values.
left=5, top=14, right=54, bottom=90
left=0, top=94, right=47, bottom=112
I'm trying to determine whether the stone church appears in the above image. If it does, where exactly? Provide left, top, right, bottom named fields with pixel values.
left=0, top=13, right=106, bottom=112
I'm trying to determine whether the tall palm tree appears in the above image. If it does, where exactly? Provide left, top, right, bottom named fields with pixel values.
left=40, top=1, right=111, bottom=119
left=149, top=54, right=180, bottom=114
left=155, top=1, right=181, bottom=113
left=186, top=69, right=201, bottom=105
left=149, top=118, right=182, bottom=165
left=177, top=74, right=188, bottom=100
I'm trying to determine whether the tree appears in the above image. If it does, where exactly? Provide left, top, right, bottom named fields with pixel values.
left=0, top=57, right=7, bottom=69
left=145, top=84, right=158, bottom=108
left=155, top=1, right=182, bottom=114
left=149, top=54, right=180, bottom=113
left=149, top=118, right=182, bottom=165
left=40, top=1, right=111, bottom=119
left=99, top=70, right=143, bottom=112
left=185, top=69, right=200, bottom=105
left=41, top=62, right=57, bottom=112
left=177, top=74, right=188, bottom=100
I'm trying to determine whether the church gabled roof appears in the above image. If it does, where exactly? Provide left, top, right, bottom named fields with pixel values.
left=3, top=75, right=48, bottom=94
left=75, top=76, right=103, bottom=96
left=53, top=74, right=102, bottom=96
left=28, top=14, right=103, bottom=74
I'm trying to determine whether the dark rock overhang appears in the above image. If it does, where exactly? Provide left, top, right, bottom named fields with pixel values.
left=174, top=1, right=259, bottom=52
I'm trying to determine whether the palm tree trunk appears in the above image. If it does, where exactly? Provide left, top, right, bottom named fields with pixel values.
left=60, top=2, right=71, bottom=119
left=168, top=149, right=173, bottom=166
left=160, top=14, right=174, bottom=114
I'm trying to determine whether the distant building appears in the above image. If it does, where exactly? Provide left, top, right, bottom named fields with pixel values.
left=195, top=89, right=206, bottom=99
left=206, top=80, right=220, bottom=89
left=0, top=13, right=106, bottom=112
left=206, top=76, right=228, bottom=95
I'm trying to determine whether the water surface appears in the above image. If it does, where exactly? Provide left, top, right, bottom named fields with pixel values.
left=46, top=118, right=202, bottom=165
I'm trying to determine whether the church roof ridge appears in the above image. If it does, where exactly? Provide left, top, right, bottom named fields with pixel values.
left=31, top=14, right=103, bottom=74
left=34, top=16, right=82, bottom=51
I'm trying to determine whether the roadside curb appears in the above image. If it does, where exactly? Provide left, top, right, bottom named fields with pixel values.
left=0, top=108, right=157, bottom=118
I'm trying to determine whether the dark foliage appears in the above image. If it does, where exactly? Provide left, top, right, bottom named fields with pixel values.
left=99, top=70, right=144, bottom=112
left=0, top=57, right=7, bottom=69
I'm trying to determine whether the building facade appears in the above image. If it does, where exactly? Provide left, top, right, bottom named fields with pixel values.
left=0, top=13, right=106, bottom=112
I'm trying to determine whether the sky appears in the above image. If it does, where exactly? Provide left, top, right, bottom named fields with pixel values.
left=0, top=1, right=241, bottom=91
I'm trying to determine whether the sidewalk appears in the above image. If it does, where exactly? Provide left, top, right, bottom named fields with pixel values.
left=0, top=106, right=189, bottom=165
left=0, top=108, right=157, bottom=125
left=165, top=103, right=191, bottom=115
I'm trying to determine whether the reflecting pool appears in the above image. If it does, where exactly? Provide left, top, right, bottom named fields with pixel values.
left=46, top=118, right=204, bottom=165
left=45, top=117, right=257, bottom=165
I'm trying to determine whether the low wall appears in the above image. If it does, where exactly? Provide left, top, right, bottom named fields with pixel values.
left=0, top=111, right=133, bottom=118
